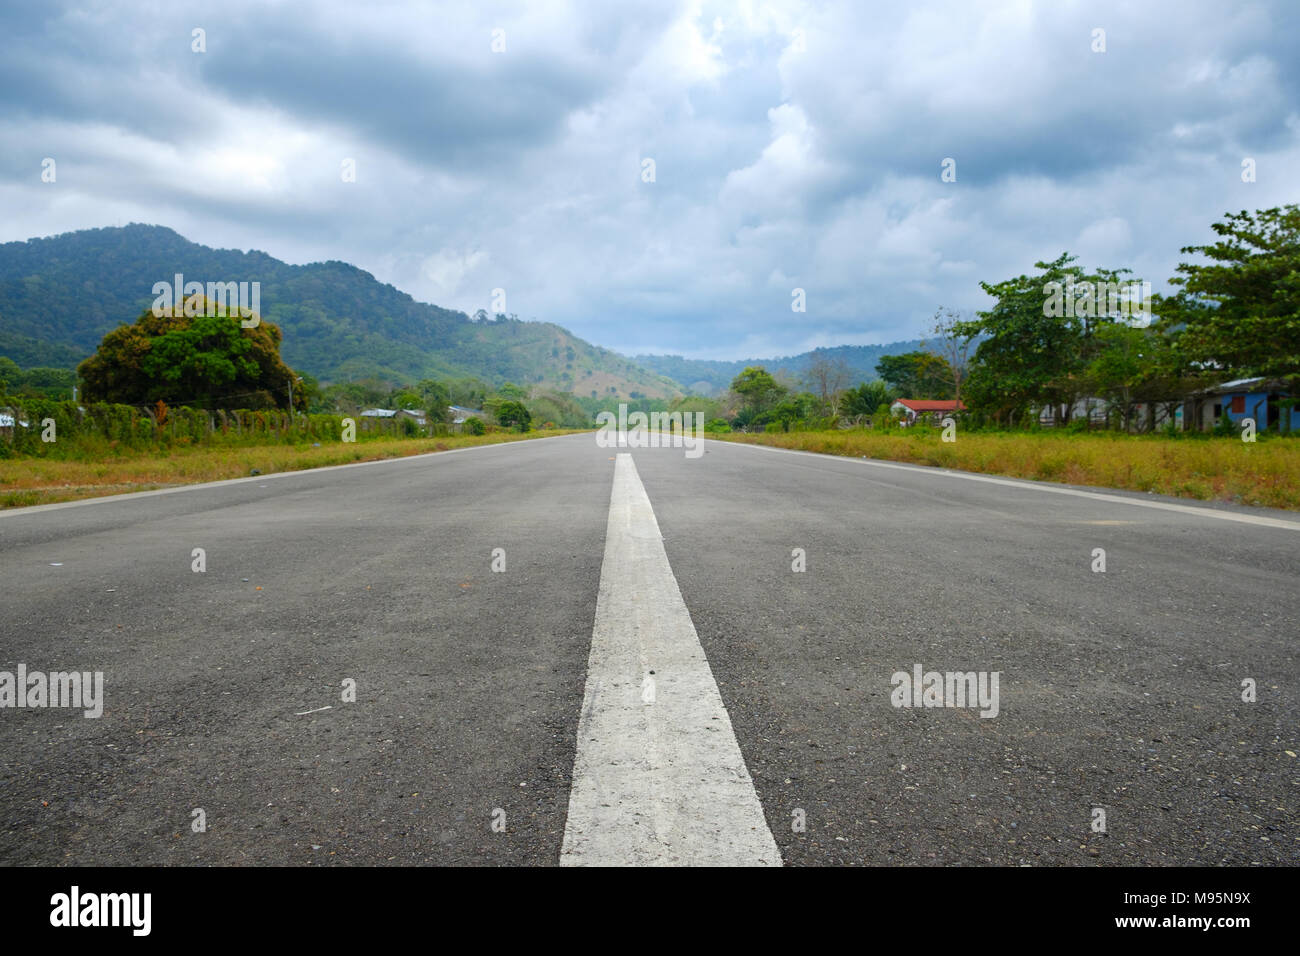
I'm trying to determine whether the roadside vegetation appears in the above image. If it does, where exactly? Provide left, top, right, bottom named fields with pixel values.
left=0, top=300, right=586, bottom=506
left=0, top=429, right=583, bottom=509
left=697, top=204, right=1300, bottom=509
left=2, top=204, right=1296, bottom=508
left=717, top=427, right=1300, bottom=511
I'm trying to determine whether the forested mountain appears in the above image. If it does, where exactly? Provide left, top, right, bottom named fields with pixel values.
left=633, top=341, right=930, bottom=394
left=0, top=224, right=682, bottom=398
left=0, top=224, right=935, bottom=399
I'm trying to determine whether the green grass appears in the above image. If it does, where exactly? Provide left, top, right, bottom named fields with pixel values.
left=716, top=428, right=1300, bottom=511
left=0, top=429, right=588, bottom=508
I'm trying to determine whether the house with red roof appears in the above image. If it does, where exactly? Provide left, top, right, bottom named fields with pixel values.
left=890, top=398, right=967, bottom=426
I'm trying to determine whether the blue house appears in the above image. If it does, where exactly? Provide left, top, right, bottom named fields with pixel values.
left=1194, top=377, right=1299, bottom=432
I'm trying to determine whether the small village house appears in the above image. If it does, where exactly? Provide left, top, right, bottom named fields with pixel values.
left=448, top=405, right=485, bottom=431
left=890, top=398, right=966, bottom=426
left=1186, top=377, right=1298, bottom=432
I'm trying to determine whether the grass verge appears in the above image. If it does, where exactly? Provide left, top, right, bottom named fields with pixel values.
left=716, top=430, right=1300, bottom=511
left=0, top=430, right=588, bottom=509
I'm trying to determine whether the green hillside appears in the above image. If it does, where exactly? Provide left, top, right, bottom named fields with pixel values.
left=633, top=341, right=930, bottom=394
left=0, top=224, right=682, bottom=399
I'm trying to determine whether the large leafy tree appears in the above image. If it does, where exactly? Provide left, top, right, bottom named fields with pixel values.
left=954, top=253, right=1140, bottom=425
left=78, top=300, right=301, bottom=409
left=1084, top=323, right=1158, bottom=431
left=875, top=351, right=953, bottom=399
left=1155, top=204, right=1300, bottom=384
left=730, top=366, right=786, bottom=417
left=495, top=399, right=531, bottom=432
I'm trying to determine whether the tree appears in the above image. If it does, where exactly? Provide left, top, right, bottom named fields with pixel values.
left=389, top=388, right=423, bottom=409
left=922, top=307, right=976, bottom=404
left=1084, top=323, right=1150, bottom=431
left=839, top=380, right=894, bottom=423
left=769, top=393, right=819, bottom=431
left=78, top=300, right=301, bottom=409
left=730, top=366, right=786, bottom=418
left=670, top=394, right=729, bottom=423
left=0, top=356, right=18, bottom=393
left=321, top=380, right=387, bottom=414
left=802, top=352, right=853, bottom=417
left=448, top=377, right=490, bottom=409
left=953, top=253, right=1141, bottom=426
left=875, top=351, right=952, bottom=399
left=415, top=379, right=451, bottom=423
left=1155, top=204, right=1300, bottom=385
left=495, top=399, right=531, bottom=432
left=526, top=390, right=588, bottom=428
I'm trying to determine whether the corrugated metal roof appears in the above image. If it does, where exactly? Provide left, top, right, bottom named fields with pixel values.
left=1214, top=377, right=1266, bottom=391
left=448, top=405, right=485, bottom=424
left=892, top=399, right=967, bottom=412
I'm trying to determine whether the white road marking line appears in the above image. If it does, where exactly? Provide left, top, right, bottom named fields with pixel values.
left=717, top=439, right=1300, bottom=532
left=295, top=706, right=333, bottom=716
left=561, top=453, right=781, bottom=866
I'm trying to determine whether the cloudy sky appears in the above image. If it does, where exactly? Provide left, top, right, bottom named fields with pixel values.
left=2, top=0, right=1297, bottom=359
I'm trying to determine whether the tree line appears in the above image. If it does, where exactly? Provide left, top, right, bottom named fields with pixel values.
left=720, top=204, right=1299, bottom=433
left=8, top=204, right=1294, bottom=438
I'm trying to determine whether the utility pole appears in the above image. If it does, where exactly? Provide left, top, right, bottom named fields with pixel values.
left=288, top=376, right=302, bottom=433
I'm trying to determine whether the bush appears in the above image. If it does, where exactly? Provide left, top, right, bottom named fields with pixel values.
left=704, top=418, right=731, bottom=434
left=1213, top=411, right=1238, bottom=437
left=463, top=417, right=487, bottom=435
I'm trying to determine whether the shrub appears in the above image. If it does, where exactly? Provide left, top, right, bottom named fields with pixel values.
left=463, top=417, right=487, bottom=435
left=1213, top=411, right=1238, bottom=437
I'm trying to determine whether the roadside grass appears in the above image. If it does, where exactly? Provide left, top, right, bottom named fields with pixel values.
left=0, top=429, right=588, bottom=508
left=715, top=429, right=1300, bottom=511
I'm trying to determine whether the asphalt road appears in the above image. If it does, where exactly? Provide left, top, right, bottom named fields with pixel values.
left=1, top=433, right=1296, bottom=865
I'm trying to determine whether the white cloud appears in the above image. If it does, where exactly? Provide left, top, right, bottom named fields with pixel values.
left=1, top=0, right=1298, bottom=360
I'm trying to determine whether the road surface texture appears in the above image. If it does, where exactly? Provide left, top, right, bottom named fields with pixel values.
left=1, top=433, right=1296, bottom=865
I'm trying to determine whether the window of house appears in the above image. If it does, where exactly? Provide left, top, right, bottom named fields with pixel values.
left=1230, top=395, right=1245, bottom=414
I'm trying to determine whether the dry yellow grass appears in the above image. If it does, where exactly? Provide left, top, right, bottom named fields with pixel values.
left=0, top=430, right=586, bottom=508
left=718, top=430, right=1300, bottom=511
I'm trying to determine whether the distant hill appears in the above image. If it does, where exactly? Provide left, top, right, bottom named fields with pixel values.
left=633, top=341, right=931, bottom=394
left=0, top=224, right=683, bottom=399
